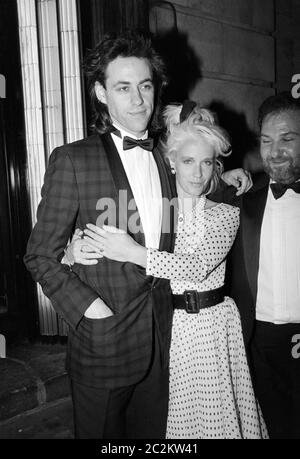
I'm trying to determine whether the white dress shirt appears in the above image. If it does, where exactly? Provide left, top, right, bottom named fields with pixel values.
left=111, top=127, right=162, bottom=249
left=256, top=181, right=300, bottom=324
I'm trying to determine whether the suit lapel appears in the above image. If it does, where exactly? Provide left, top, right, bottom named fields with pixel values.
left=152, top=144, right=177, bottom=254
left=241, top=173, right=269, bottom=302
left=101, top=133, right=145, bottom=246
left=101, top=133, right=177, bottom=282
left=151, top=144, right=177, bottom=286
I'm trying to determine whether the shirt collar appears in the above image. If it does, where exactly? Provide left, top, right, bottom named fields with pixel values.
left=270, top=178, right=300, bottom=184
left=111, top=124, right=148, bottom=140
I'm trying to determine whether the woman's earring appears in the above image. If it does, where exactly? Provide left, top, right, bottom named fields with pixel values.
left=171, top=167, right=176, bottom=175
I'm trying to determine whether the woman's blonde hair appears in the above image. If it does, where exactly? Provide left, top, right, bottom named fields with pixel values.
left=161, top=102, right=232, bottom=195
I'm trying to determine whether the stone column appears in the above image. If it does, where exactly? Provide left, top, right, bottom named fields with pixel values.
left=58, top=0, right=84, bottom=142
left=17, top=0, right=84, bottom=335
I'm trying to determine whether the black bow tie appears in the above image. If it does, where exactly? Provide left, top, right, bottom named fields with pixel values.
left=123, top=136, right=154, bottom=152
left=270, top=181, right=300, bottom=200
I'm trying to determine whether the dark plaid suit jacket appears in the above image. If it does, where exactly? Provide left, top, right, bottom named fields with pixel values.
left=24, top=133, right=177, bottom=389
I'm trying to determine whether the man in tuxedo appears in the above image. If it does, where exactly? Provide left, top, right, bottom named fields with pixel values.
left=25, top=31, right=176, bottom=439
left=24, top=30, right=250, bottom=439
left=228, top=92, right=300, bottom=438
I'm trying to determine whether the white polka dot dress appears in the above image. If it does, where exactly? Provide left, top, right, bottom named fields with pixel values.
left=147, top=198, right=268, bottom=439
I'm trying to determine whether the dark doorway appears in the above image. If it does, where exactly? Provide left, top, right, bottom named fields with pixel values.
left=0, top=0, right=38, bottom=342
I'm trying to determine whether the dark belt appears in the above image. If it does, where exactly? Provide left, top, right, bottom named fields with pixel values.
left=172, top=286, right=225, bottom=314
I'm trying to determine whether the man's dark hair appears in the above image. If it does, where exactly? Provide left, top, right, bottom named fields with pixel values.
left=83, top=30, right=168, bottom=134
left=258, top=91, right=300, bottom=129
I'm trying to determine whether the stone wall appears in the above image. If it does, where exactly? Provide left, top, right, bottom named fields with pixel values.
left=276, top=0, right=300, bottom=92
left=150, top=0, right=300, bottom=168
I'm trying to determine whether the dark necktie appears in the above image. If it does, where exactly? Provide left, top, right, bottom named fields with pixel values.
left=270, top=181, right=300, bottom=200
left=123, top=136, right=154, bottom=152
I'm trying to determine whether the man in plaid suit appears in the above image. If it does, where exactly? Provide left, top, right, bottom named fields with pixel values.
left=24, top=31, right=176, bottom=439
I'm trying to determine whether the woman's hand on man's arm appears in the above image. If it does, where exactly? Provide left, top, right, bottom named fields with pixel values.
left=83, top=224, right=147, bottom=268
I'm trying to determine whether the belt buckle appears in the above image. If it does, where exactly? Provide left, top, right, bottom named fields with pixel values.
left=184, top=290, right=200, bottom=314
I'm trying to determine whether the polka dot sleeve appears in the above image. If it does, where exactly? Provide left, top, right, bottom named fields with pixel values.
left=147, top=206, right=240, bottom=282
